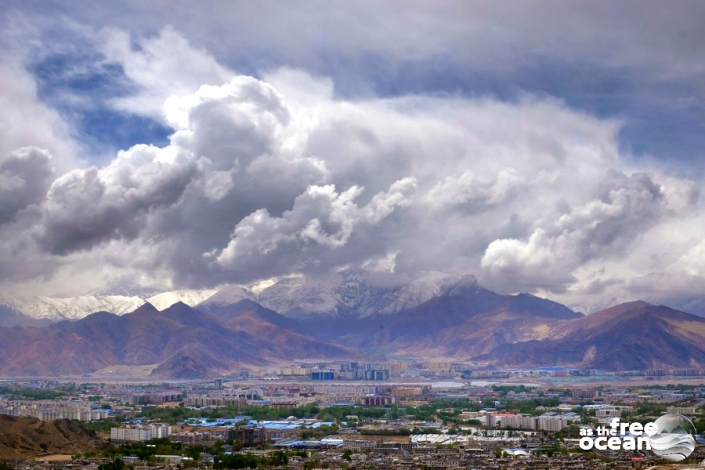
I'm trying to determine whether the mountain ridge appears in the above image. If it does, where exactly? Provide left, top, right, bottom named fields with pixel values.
left=0, top=301, right=355, bottom=379
left=480, top=302, right=705, bottom=370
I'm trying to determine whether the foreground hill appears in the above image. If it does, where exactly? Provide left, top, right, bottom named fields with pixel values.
left=0, top=302, right=356, bottom=379
left=481, top=301, right=705, bottom=370
left=0, top=415, right=100, bottom=459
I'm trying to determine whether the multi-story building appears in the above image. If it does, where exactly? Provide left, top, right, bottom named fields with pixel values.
left=185, top=395, right=247, bottom=407
left=572, top=389, right=601, bottom=399
left=667, top=399, right=705, bottom=416
left=391, top=387, right=422, bottom=398
left=361, top=395, right=395, bottom=406
left=537, top=415, right=568, bottom=432
left=487, top=413, right=537, bottom=430
left=110, top=424, right=172, bottom=444
left=131, top=392, right=183, bottom=405
left=595, top=405, right=633, bottom=419
left=278, top=367, right=312, bottom=376
left=228, top=427, right=266, bottom=447
left=487, top=412, right=569, bottom=432
left=0, top=399, right=109, bottom=422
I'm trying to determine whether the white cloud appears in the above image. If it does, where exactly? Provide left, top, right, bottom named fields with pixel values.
left=0, top=55, right=76, bottom=173
left=0, top=23, right=703, bottom=311
left=480, top=172, right=695, bottom=292
left=101, top=26, right=233, bottom=119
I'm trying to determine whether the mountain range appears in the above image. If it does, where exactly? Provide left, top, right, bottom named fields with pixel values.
left=4, top=269, right=705, bottom=327
left=1, top=270, right=705, bottom=378
left=0, top=301, right=354, bottom=379
left=0, top=270, right=473, bottom=325
left=481, top=301, right=705, bottom=370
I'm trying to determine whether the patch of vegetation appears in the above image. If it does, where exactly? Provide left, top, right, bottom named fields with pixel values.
left=77, top=418, right=127, bottom=433
left=0, top=387, right=66, bottom=400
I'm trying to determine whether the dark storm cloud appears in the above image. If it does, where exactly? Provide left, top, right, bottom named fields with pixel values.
left=0, top=147, right=54, bottom=225
left=35, top=154, right=198, bottom=255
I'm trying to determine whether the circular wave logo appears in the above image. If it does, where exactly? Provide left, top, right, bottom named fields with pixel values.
left=649, top=413, right=697, bottom=462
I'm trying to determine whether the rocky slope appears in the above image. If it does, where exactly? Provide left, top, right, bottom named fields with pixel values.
left=336, top=285, right=582, bottom=355
left=0, top=302, right=356, bottom=379
left=0, top=415, right=100, bottom=459
left=480, top=301, right=705, bottom=370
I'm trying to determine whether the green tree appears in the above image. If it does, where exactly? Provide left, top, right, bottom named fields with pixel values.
left=98, top=458, right=126, bottom=470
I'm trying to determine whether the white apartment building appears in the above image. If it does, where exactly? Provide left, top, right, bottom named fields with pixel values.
left=111, top=424, right=172, bottom=443
left=0, top=399, right=109, bottom=422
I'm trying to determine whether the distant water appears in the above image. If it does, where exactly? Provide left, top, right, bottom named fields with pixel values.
left=469, top=380, right=540, bottom=387
left=431, top=381, right=465, bottom=388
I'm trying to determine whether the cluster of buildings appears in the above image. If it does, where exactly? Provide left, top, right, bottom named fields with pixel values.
left=270, top=358, right=705, bottom=382
left=130, top=392, right=183, bottom=405
left=184, top=395, right=247, bottom=407
left=9, top=440, right=696, bottom=470
left=0, top=399, right=109, bottom=422
left=486, top=412, right=575, bottom=432
left=667, top=398, right=705, bottom=415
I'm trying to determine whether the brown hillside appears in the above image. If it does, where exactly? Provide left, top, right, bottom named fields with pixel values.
left=481, top=302, right=705, bottom=370
left=0, top=415, right=99, bottom=460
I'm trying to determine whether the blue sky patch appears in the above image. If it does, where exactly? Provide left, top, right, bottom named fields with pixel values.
left=30, top=48, right=171, bottom=159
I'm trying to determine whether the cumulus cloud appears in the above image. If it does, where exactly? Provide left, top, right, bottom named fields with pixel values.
left=481, top=172, right=697, bottom=292
left=212, top=177, right=416, bottom=279
left=425, top=169, right=523, bottom=213
left=3, top=60, right=698, bottom=302
left=101, top=25, right=233, bottom=119
left=35, top=145, right=198, bottom=255
left=0, top=22, right=704, bottom=313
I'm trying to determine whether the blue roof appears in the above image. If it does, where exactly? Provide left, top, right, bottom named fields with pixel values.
left=308, top=421, right=334, bottom=428
left=184, top=416, right=252, bottom=428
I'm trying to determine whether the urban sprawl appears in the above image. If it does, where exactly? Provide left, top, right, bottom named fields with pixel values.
left=2, top=362, right=705, bottom=469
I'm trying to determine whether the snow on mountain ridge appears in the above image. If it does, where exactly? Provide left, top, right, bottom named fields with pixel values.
left=2, top=270, right=478, bottom=323
left=255, top=276, right=340, bottom=318
left=192, top=285, right=255, bottom=312
left=198, top=269, right=473, bottom=320
left=0, top=295, right=146, bottom=321
left=377, top=271, right=467, bottom=315
left=147, top=289, right=220, bottom=311
left=0, top=287, right=221, bottom=321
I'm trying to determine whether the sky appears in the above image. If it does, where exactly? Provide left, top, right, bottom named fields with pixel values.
left=0, top=0, right=704, bottom=312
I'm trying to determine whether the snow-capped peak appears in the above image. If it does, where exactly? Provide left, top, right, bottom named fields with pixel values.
left=0, top=270, right=483, bottom=324
left=147, top=289, right=221, bottom=311
left=196, top=285, right=256, bottom=312
left=0, top=294, right=146, bottom=321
